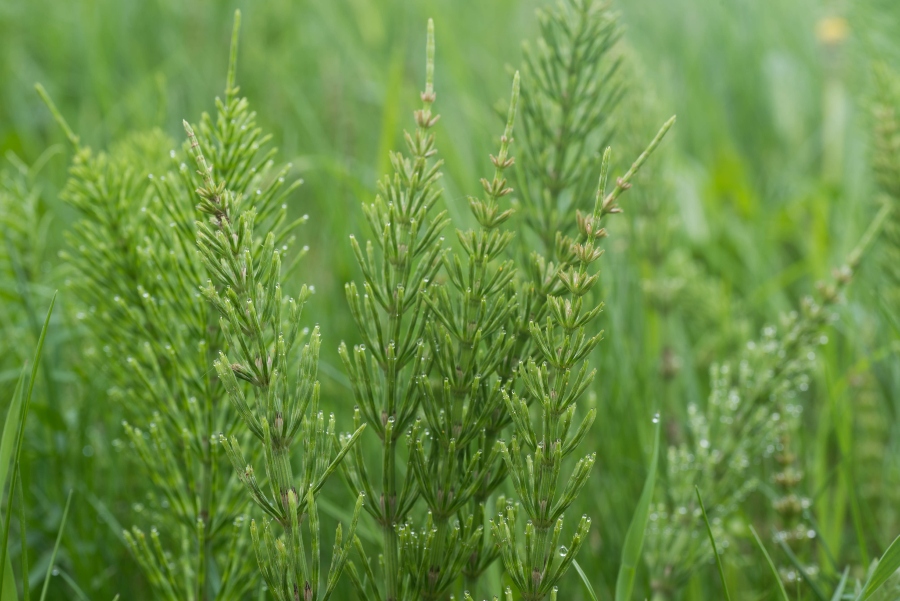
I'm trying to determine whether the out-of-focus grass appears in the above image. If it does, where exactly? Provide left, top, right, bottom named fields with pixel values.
left=1, top=0, right=899, bottom=599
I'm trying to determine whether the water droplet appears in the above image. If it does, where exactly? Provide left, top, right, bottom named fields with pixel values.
left=558, top=545, right=568, bottom=557
left=652, top=412, right=660, bottom=424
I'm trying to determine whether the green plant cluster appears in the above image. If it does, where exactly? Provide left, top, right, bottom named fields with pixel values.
left=2, top=0, right=900, bottom=600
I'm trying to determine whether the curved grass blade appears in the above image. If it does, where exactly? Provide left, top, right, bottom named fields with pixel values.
left=0, top=374, right=26, bottom=513
left=831, top=566, right=849, bottom=601
left=16, top=476, right=29, bottom=601
left=0, top=293, right=57, bottom=599
left=573, top=559, right=599, bottom=601
left=774, top=533, right=827, bottom=599
left=857, top=533, right=900, bottom=600
left=39, top=490, right=73, bottom=601
left=749, top=525, right=790, bottom=601
left=1, top=560, right=14, bottom=601
left=54, top=571, right=89, bottom=601
left=0, top=374, right=25, bottom=601
left=615, top=416, right=661, bottom=601
left=695, top=486, right=732, bottom=601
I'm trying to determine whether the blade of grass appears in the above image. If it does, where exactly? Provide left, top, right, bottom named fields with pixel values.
left=749, top=524, right=790, bottom=601
left=573, top=559, right=599, bottom=601
left=16, top=476, right=29, bottom=601
left=39, top=490, right=72, bottom=601
left=802, top=508, right=839, bottom=573
left=0, top=374, right=26, bottom=508
left=830, top=566, right=849, bottom=601
left=695, top=487, right=732, bottom=601
left=54, top=571, right=89, bottom=601
left=774, top=534, right=827, bottom=600
left=615, top=416, right=661, bottom=601
left=0, top=293, right=56, bottom=598
left=0, top=374, right=25, bottom=601
left=1, top=560, right=14, bottom=601
left=857, top=533, right=900, bottom=600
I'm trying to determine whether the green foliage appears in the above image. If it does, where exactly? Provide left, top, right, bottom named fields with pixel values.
left=614, top=418, right=660, bottom=601
left=185, top=16, right=367, bottom=599
left=517, top=0, right=623, bottom=254
left=0, top=296, right=55, bottom=601
left=493, top=121, right=674, bottom=601
left=3, top=1, right=900, bottom=600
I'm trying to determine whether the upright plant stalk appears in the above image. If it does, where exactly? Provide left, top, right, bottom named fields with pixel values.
left=505, top=0, right=626, bottom=391
left=493, top=119, right=674, bottom=601
left=46, top=11, right=322, bottom=599
left=872, top=64, right=900, bottom=322
left=771, top=412, right=816, bottom=589
left=851, top=371, right=895, bottom=539
left=645, top=204, right=893, bottom=600
left=340, top=20, right=448, bottom=601
left=185, top=108, right=365, bottom=599
left=518, top=0, right=623, bottom=256
left=409, top=73, right=523, bottom=599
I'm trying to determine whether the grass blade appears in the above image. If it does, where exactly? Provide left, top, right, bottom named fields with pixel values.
left=16, top=476, right=29, bottom=601
left=0, top=294, right=57, bottom=599
left=695, top=487, right=732, bottom=601
left=857, top=533, right=900, bottom=600
left=54, top=571, right=89, bottom=601
left=774, top=533, right=827, bottom=600
left=0, top=373, right=26, bottom=601
left=38, top=490, right=72, bottom=601
left=615, top=416, right=661, bottom=601
left=749, top=524, right=790, bottom=601
left=0, top=374, right=26, bottom=509
left=1, top=560, right=15, bottom=601
left=573, top=559, right=599, bottom=601
left=830, top=566, right=849, bottom=601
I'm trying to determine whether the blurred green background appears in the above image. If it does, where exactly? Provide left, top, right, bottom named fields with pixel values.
left=1, top=0, right=899, bottom=599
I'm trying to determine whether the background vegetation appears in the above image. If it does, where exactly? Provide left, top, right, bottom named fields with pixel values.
left=1, top=0, right=899, bottom=599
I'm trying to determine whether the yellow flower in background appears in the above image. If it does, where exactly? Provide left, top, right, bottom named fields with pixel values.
left=816, top=16, right=849, bottom=45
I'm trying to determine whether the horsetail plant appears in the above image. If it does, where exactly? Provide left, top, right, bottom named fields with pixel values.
left=413, top=72, right=523, bottom=597
left=492, top=118, right=675, bottom=601
left=179, top=13, right=366, bottom=599
left=770, top=407, right=818, bottom=590
left=872, top=63, right=900, bottom=329
left=644, top=204, right=893, bottom=600
left=0, top=151, right=56, bottom=369
left=41, top=11, right=335, bottom=599
left=339, top=20, right=450, bottom=601
left=506, top=0, right=626, bottom=389
left=47, top=107, right=254, bottom=599
left=851, top=371, right=897, bottom=540
left=517, top=0, right=623, bottom=256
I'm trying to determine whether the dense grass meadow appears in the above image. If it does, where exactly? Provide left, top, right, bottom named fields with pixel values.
left=2, top=0, right=900, bottom=599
